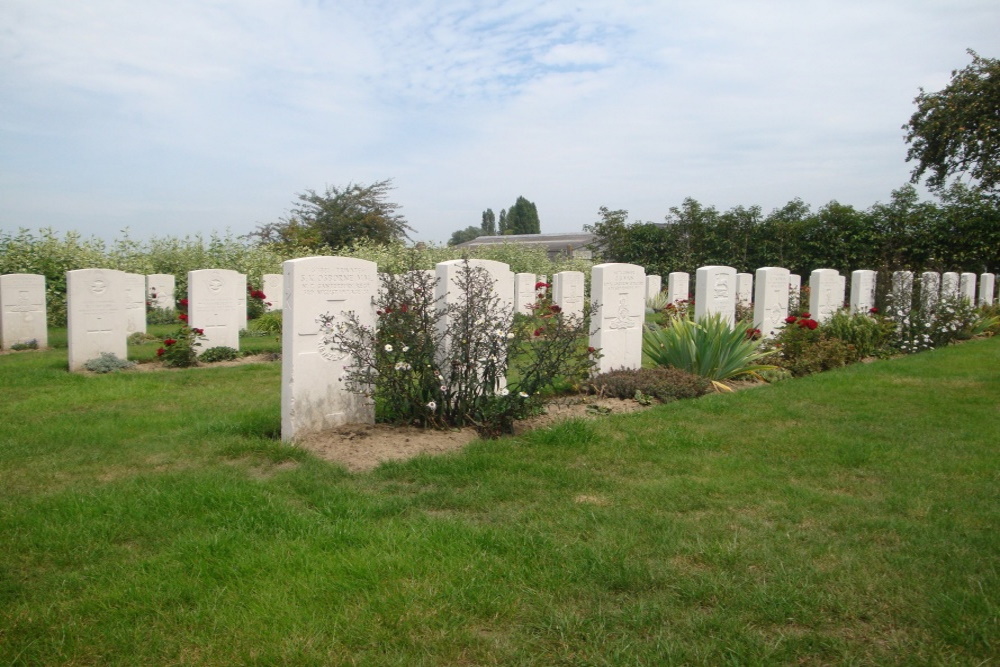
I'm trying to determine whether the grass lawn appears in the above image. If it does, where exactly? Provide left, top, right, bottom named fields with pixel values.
left=1, top=336, right=998, bottom=664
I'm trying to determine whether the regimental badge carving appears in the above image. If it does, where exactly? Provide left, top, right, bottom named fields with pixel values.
left=607, top=296, right=639, bottom=330
left=713, top=274, right=730, bottom=300
left=209, top=278, right=224, bottom=294
left=90, top=279, right=107, bottom=295
left=317, top=337, right=348, bottom=362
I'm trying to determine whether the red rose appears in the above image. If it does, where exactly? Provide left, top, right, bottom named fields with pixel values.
left=549, top=304, right=562, bottom=313
left=164, top=338, right=177, bottom=346
left=587, top=346, right=597, bottom=354
left=784, top=316, right=797, bottom=323
left=533, top=327, right=543, bottom=337
left=534, top=282, right=549, bottom=290
left=178, top=313, right=188, bottom=322
left=156, top=347, right=165, bottom=357
left=869, top=307, right=879, bottom=314
left=800, top=312, right=811, bottom=318
left=798, top=318, right=818, bottom=330
left=179, top=298, right=189, bottom=307
left=192, top=328, right=204, bottom=335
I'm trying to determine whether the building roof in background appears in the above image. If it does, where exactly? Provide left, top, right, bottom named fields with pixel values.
left=457, top=232, right=595, bottom=251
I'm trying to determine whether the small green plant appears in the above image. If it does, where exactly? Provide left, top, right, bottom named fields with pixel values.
left=642, top=313, right=777, bottom=391
left=821, top=309, right=896, bottom=360
left=769, top=314, right=855, bottom=376
left=248, top=310, right=282, bottom=336
left=9, top=339, right=39, bottom=351
left=200, top=346, right=240, bottom=363
left=127, top=331, right=160, bottom=345
left=146, top=307, right=178, bottom=325
left=247, top=284, right=268, bottom=321
left=83, top=352, right=136, bottom=373
left=588, top=367, right=711, bottom=403
left=645, top=291, right=670, bottom=311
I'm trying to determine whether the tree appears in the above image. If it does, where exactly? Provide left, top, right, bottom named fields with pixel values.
left=904, top=50, right=1000, bottom=192
left=504, top=196, right=541, bottom=234
left=498, top=209, right=508, bottom=234
left=448, top=226, right=483, bottom=246
left=481, top=209, right=496, bottom=235
left=249, top=179, right=413, bottom=250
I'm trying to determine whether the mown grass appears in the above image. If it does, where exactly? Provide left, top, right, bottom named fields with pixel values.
left=1, top=338, right=998, bottom=664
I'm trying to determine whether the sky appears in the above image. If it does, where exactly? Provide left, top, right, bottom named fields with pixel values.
left=1, top=0, right=998, bottom=245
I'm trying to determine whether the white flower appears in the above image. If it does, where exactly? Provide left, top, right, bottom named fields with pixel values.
left=394, top=361, right=411, bottom=371
left=402, top=345, right=410, bottom=352
left=506, top=332, right=515, bottom=340
left=519, top=391, right=529, bottom=398
left=426, top=401, right=437, bottom=411
left=440, top=384, right=447, bottom=391
left=384, top=344, right=393, bottom=352
left=498, top=388, right=510, bottom=396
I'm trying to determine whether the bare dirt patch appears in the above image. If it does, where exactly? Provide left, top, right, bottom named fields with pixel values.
left=296, top=397, right=657, bottom=472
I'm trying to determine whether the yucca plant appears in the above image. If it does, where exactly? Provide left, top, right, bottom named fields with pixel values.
left=642, top=313, right=778, bottom=391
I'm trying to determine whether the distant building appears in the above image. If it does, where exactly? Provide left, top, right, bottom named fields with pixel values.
left=456, top=232, right=596, bottom=260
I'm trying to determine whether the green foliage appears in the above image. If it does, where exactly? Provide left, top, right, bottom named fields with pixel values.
left=770, top=317, right=855, bottom=376
left=588, top=366, right=711, bottom=402
left=504, top=195, right=541, bottom=234
left=821, top=310, right=897, bottom=360
left=904, top=49, right=1000, bottom=192
left=157, top=321, right=206, bottom=368
left=249, top=178, right=413, bottom=250
left=146, top=307, right=178, bottom=325
left=481, top=208, right=496, bottom=235
left=82, top=352, right=136, bottom=373
left=248, top=310, right=283, bottom=336
left=322, top=262, right=594, bottom=437
left=8, top=339, right=39, bottom=351
left=200, top=346, right=240, bottom=363
left=447, top=226, right=482, bottom=246
left=642, top=314, right=777, bottom=387
left=127, top=331, right=160, bottom=345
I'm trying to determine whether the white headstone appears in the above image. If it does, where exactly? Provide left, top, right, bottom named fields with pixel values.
left=645, top=275, right=662, bottom=301
left=66, top=268, right=127, bottom=371
left=891, top=271, right=914, bottom=314
left=188, top=269, right=242, bottom=352
left=281, top=256, right=378, bottom=441
left=123, top=272, right=147, bottom=334
left=808, top=269, right=843, bottom=323
left=959, top=272, right=977, bottom=303
left=514, top=272, right=536, bottom=315
left=753, top=267, right=790, bottom=338
left=262, top=274, right=284, bottom=311
left=667, top=272, right=689, bottom=305
left=849, top=270, right=877, bottom=314
left=0, top=273, right=47, bottom=349
left=237, top=273, right=248, bottom=331
left=941, top=272, right=960, bottom=300
left=552, top=271, right=585, bottom=322
left=694, top=265, right=737, bottom=325
left=146, top=274, right=175, bottom=310
left=735, top=273, right=753, bottom=307
left=590, top=263, right=645, bottom=374
left=920, top=272, right=941, bottom=311
left=979, top=273, right=996, bottom=306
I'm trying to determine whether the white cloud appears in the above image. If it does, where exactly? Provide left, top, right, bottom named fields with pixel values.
left=1, top=0, right=997, bottom=242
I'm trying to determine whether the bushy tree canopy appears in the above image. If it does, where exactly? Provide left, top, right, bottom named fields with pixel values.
left=250, top=179, right=413, bottom=250
left=448, top=226, right=483, bottom=246
left=904, top=50, right=1000, bottom=192
left=504, top=196, right=541, bottom=235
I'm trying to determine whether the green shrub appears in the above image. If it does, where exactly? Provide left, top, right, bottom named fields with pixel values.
left=770, top=318, right=855, bottom=376
left=200, top=346, right=240, bottom=363
left=146, top=307, right=178, bottom=325
left=821, top=310, right=896, bottom=360
left=157, top=324, right=206, bottom=368
left=588, top=367, right=711, bottom=403
left=248, top=310, right=283, bottom=336
left=9, top=339, right=39, bottom=351
left=642, top=314, right=777, bottom=389
left=83, top=352, right=136, bottom=373
left=127, top=331, right=160, bottom=345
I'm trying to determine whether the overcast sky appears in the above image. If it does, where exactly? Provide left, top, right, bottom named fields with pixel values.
left=2, top=1, right=997, bottom=245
